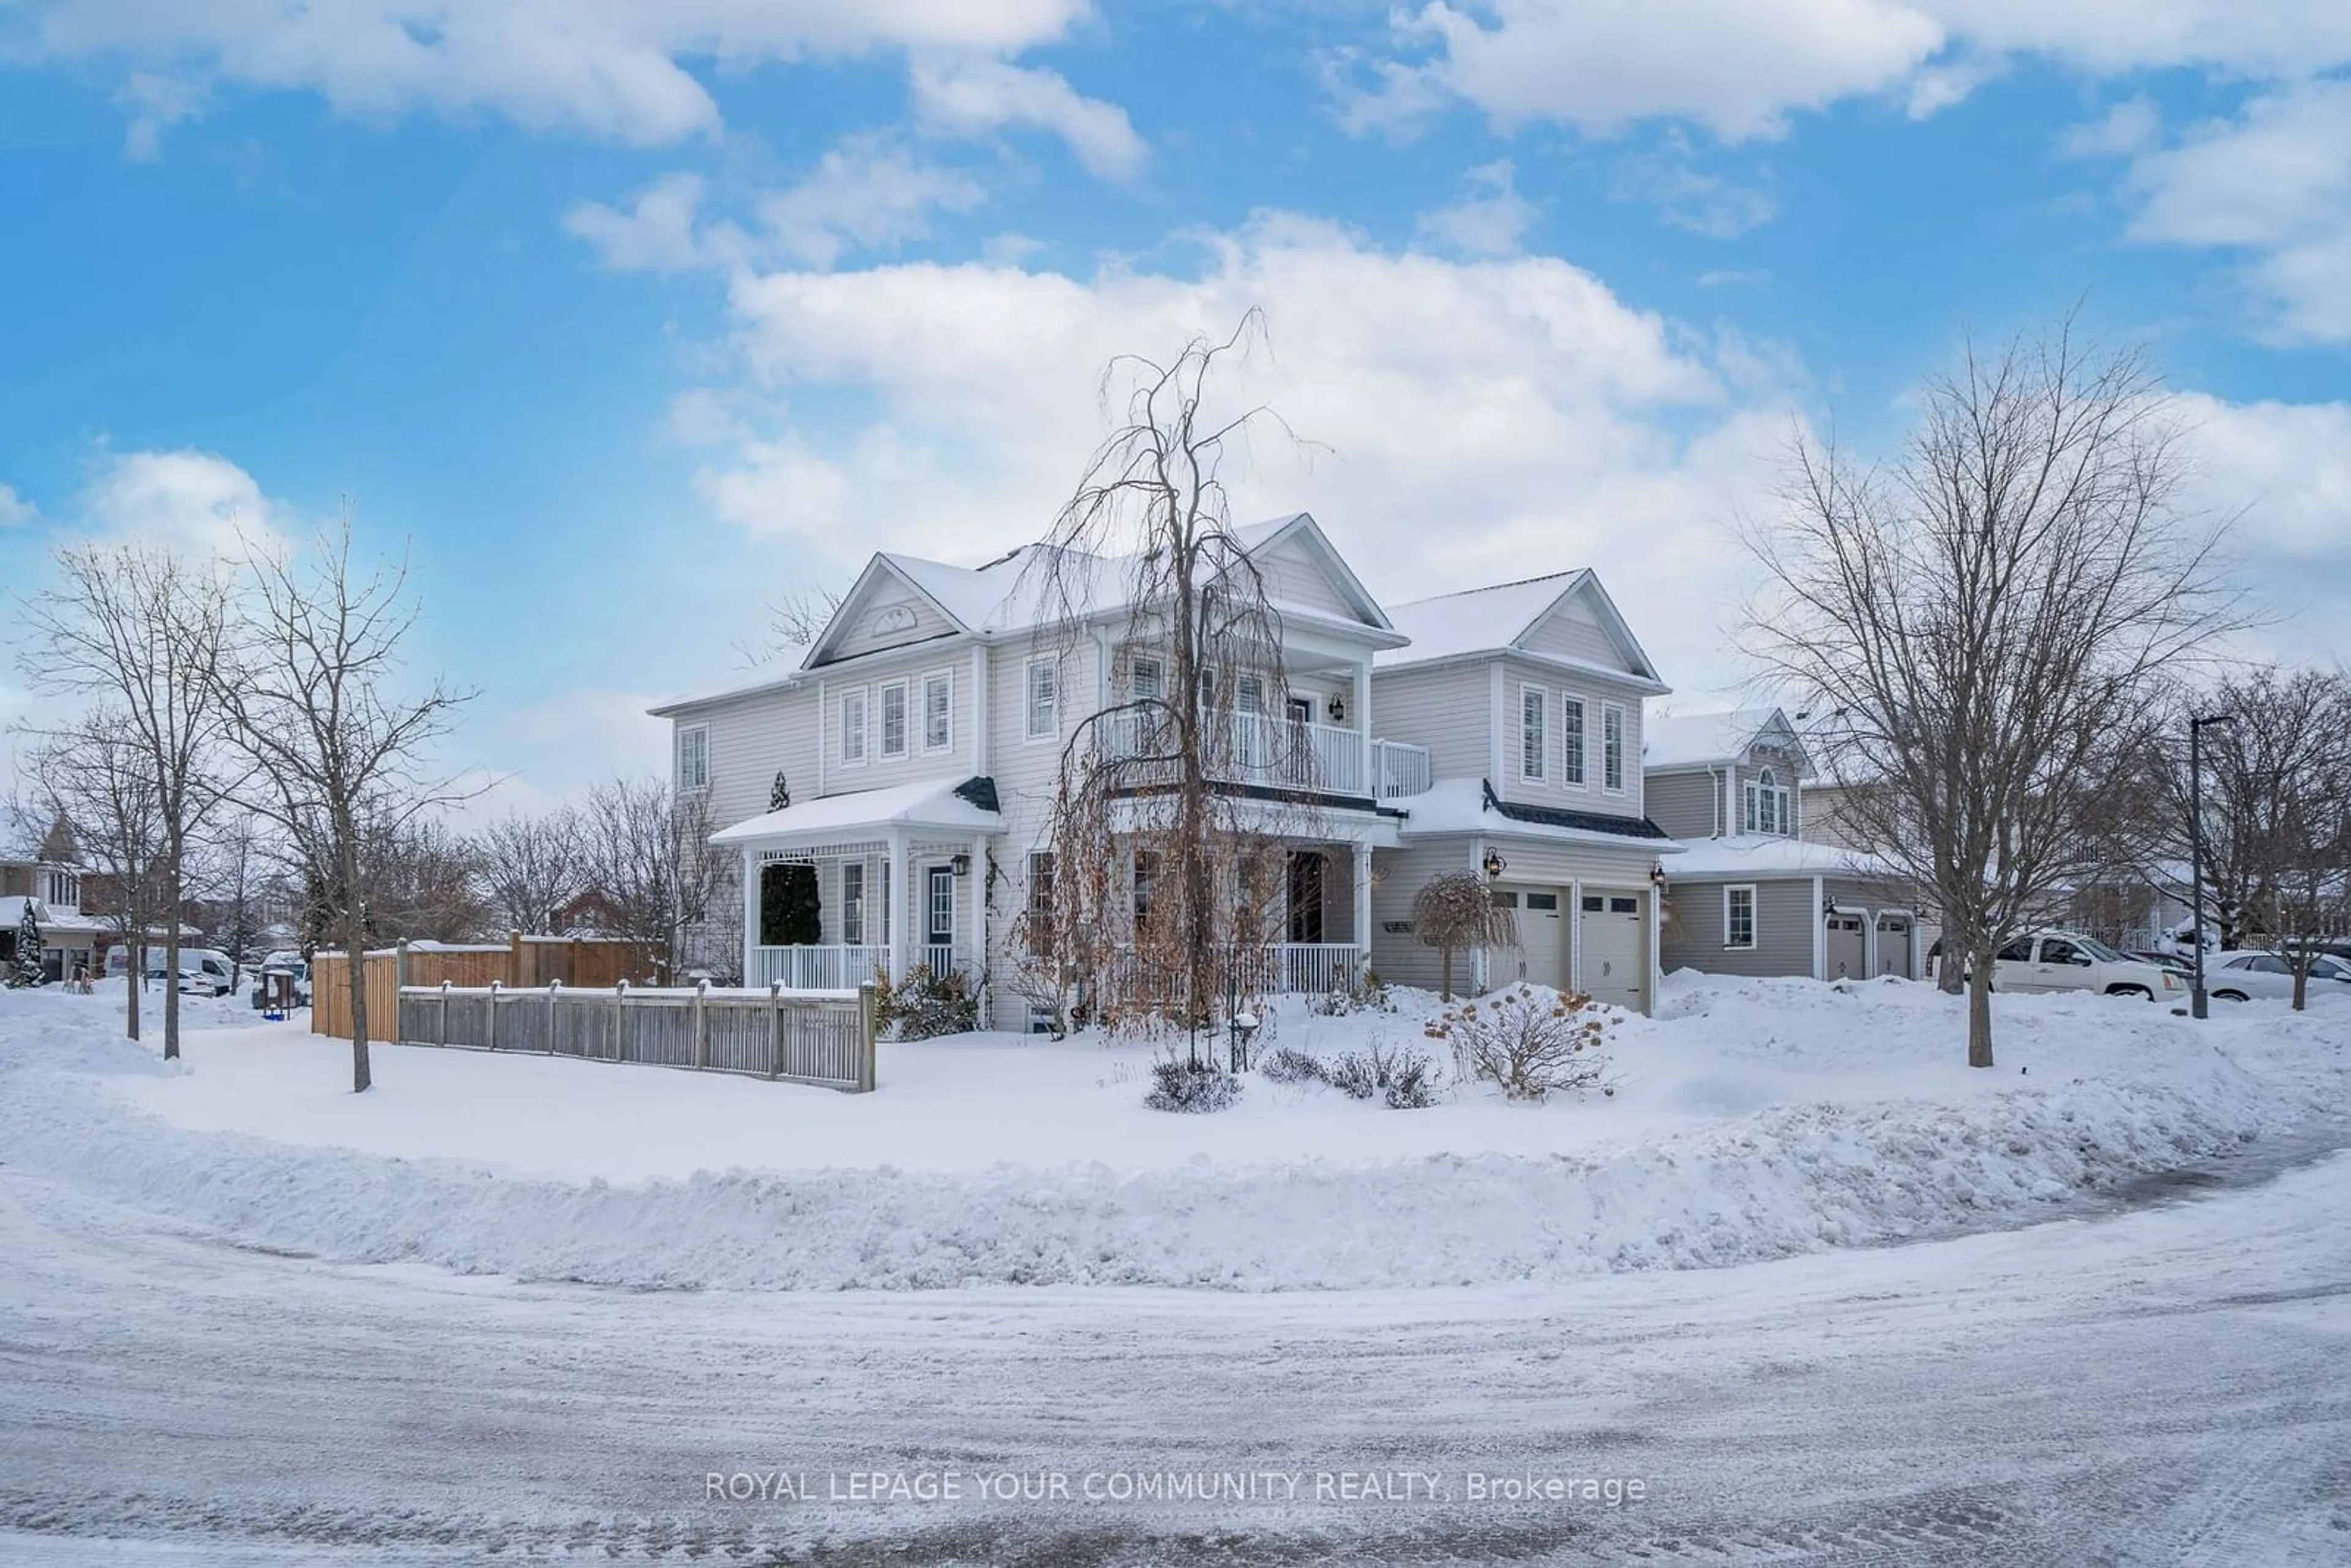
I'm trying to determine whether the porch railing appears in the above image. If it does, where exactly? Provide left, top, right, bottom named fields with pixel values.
left=749, top=944, right=973, bottom=989
left=1373, top=740, right=1432, bottom=799
left=1103, top=942, right=1365, bottom=1003
left=1096, top=710, right=1367, bottom=798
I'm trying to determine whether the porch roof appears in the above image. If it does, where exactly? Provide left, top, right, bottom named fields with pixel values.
left=1664, top=832, right=1903, bottom=881
left=1391, top=778, right=1680, bottom=852
left=710, top=776, right=1003, bottom=849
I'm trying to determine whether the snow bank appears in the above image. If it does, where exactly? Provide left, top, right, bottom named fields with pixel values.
left=2, top=976, right=2344, bottom=1292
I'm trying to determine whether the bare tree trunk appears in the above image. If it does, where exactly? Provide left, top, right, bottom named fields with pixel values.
left=340, top=838, right=371, bottom=1093
left=1967, top=948, right=1995, bottom=1070
left=1440, top=947, right=1454, bottom=1003
left=162, top=846, right=182, bottom=1060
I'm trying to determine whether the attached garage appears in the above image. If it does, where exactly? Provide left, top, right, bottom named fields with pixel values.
left=1577, top=888, right=1649, bottom=1013
left=1873, top=913, right=1914, bottom=978
left=1490, top=887, right=1569, bottom=990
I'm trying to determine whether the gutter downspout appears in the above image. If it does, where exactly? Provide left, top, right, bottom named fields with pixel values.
left=1707, top=765, right=1725, bottom=838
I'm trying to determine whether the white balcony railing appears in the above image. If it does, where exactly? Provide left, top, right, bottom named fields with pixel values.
left=1103, top=942, right=1365, bottom=1002
left=1097, top=709, right=1367, bottom=797
left=750, top=945, right=974, bottom=989
left=1372, top=740, right=1431, bottom=799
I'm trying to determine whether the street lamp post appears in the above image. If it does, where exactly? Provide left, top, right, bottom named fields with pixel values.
left=2188, top=712, right=2237, bottom=1020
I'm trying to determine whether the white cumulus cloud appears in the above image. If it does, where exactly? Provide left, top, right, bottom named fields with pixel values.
left=910, top=55, right=1148, bottom=181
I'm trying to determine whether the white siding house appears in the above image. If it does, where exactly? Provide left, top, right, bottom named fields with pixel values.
left=655, top=519, right=1687, bottom=1024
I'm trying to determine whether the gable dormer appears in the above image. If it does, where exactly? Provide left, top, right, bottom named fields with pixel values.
left=1514, top=572, right=1662, bottom=684
left=1239, top=513, right=1396, bottom=634
left=804, top=556, right=970, bottom=669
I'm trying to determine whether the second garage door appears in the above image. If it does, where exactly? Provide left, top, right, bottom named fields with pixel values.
left=1578, top=891, right=1647, bottom=1013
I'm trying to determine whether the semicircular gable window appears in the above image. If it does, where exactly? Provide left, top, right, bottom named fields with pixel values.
left=870, top=604, right=918, bottom=637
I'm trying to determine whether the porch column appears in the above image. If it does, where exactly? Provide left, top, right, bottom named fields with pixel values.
left=887, top=827, right=909, bottom=985
left=1810, top=876, right=1826, bottom=981
left=1352, top=841, right=1373, bottom=960
left=1354, top=661, right=1372, bottom=795
left=969, top=833, right=988, bottom=991
left=740, top=846, right=762, bottom=986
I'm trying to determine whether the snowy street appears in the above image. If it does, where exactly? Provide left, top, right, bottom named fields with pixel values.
left=4, top=1139, right=2347, bottom=1564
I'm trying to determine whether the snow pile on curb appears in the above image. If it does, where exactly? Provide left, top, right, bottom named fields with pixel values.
left=6, top=977, right=2345, bottom=1292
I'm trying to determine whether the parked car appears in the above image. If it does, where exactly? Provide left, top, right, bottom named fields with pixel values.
left=145, top=948, right=236, bottom=997
left=250, top=955, right=314, bottom=1009
left=2128, top=950, right=2196, bottom=979
left=2203, top=950, right=2351, bottom=1002
left=1930, top=931, right=2184, bottom=1000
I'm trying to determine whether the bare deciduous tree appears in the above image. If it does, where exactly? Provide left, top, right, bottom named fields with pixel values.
left=17, top=714, right=167, bottom=1037
left=1745, top=317, right=2241, bottom=1067
left=576, top=776, right=727, bottom=983
left=214, top=519, right=478, bottom=1093
left=1412, top=870, right=1518, bottom=1001
left=19, top=545, right=236, bottom=1057
left=1015, top=313, right=1321, bottom=1056
left=2153, top=666, right=2351, bottom=1008
left=476, top=806, right=584, bottom=935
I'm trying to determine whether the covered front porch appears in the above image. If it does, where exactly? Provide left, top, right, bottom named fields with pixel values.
left=713, top=778, right=1000, bottom=994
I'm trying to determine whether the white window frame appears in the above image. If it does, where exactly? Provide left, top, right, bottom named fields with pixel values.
left=921, top=669, right=953, bottom=754
left=1024, top=656, right=1059, bottom=742
left=1601, top=702, right=1627, bottom=794
left=839, top=688, right=869, bottom=767
left=1519, top=683, right=1548, bottom=784
left=1743, top=767, right=1791, bottom=836
left=1560, top=696, right=1588, bottom=788
left=879, top=678, right=910, bottom=760
left=841, top=862, right=866, bottom=945
left=1724, top=884, right=1757, bottom=950
left=675, top=724, right=710, bottom=793
left=1129, top=653, right=1165, bottom=702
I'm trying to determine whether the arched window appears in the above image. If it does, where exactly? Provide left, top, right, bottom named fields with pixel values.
left=1744, top=767, right=1791, bottom=836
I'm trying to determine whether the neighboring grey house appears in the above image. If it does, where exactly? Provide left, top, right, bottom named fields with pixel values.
left=653, top=517, right=1683, bottom=1027
left=1644, top=708, right=1932, bottom=982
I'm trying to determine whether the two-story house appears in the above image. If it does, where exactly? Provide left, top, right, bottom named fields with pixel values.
left=1643, top=708, right=1932, bottom=981
left=0, top=827, right=108, bottom=983
left=654, top=516, right=1682, bottom=1026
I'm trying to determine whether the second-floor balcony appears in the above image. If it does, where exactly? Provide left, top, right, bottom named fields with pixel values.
left=1095, top=708, right=1431, bottom=801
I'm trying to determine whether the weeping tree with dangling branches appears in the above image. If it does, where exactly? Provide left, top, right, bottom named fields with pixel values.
left=1012, top=312, right=1327, bottom=1059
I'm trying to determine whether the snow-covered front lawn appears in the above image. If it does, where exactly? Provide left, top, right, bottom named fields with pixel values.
left=1, top=974, right=2343, bottom=1292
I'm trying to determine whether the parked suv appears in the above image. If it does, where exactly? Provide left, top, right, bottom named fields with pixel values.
left=146, top=948, right=236, bottom=997
left=1932, top=931, right=2184, bottom=1000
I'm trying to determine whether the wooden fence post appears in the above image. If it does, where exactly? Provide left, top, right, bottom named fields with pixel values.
left=692, top=978, right=710, bottom=1070
left=509, top=929, right=524, bottom=989
left=613, top=979, right=628, bottom=1063
left=856, top=982, right=879, bottom=1093
left=396, top=938, right=410, bottom=993
left=487, top=980, right=501, bottom=1051
left=438, top=978, right=451, bottom=1046
left=769, top=980, right=784, bottom=1081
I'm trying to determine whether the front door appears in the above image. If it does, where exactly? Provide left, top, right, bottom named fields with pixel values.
left=1287, top=852, right=1325, bottom=943
left=1516, top=890, right=1565, bottom=989
left=926, top=866, right=955, bottom=961
left=1578, top=891, right=1646, bottom=1012
left=1824, top=912, right=1866, bottom=980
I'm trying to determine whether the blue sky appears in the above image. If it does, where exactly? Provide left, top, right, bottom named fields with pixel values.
left=2, top=1, right=2347, bottom=812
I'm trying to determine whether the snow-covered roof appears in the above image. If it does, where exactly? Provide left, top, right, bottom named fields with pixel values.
left=0, top=896, right=111, bottom=937
left=1391, top=778, right=1681, bottom=851
left=1643, top=708, right=1788, bottom=771
left=649, top=647, right=811, bottom=716
left=1374, top=569, right=1664, bottom=688
left=710, top=777, right=1003, bottom=848
left=1662, top=834, right=1902, bottom=881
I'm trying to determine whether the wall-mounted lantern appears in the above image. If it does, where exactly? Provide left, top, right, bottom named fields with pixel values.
left=1482, top=849, right=1507, bottom=879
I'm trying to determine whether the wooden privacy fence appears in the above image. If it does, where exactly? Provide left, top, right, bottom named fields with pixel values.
left=313, top=934, right=664, bottom=1040
left=393, top=981, right=878, bottom=1093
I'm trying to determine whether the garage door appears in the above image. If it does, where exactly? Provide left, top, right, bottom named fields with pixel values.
left=1874, top=915, right=1912, bottom=979
left=1509, top=890, right=1565, bottom=989
left=1824, top=912, right=1866, bottom=980
left=1578, top=891, right=1646, bottom=1013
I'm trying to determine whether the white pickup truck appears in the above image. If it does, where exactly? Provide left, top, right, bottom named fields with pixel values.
left=1934, top=931, right=2187, bottom=1001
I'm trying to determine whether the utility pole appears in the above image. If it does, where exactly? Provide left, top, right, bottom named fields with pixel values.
left=2188, top=712, right=2237, bottom=1020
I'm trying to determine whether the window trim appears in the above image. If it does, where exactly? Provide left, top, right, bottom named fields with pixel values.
left=839, top=687, right=869, bottom=768
left=675, top=723, right=710, bottom=793
left=1743, top=765, right=1791, bottom=836
left=921, top=669, right=953, bottom=754
left=841, top=862, right=866, bottom=946
left=878, top=678, right=910, bottom=760
left=1128, top=652, right=1165, bottom=702
left=1600, top=702, right=1627, bottom=794
left=1559, top=695, right=1588, bottom=789
left=1723, top=884, right=1757, bottom=950
left=1024, top=656, right=1060, bottom=743
left=1519, top=683, right=1548, bottom=784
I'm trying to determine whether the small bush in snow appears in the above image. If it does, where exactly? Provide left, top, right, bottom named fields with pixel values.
left=1305, top=966, right=1395, bottom=1017
left=1145, top=1056, right=1244, bottom=1113
left=1324, top=1033, right=1439, bottom=1109
left=872, top=964, right=980, bottom=1041
left=1428, top=985, right=1619, bottom=1103
left=1260, top=1045, right=1328, bottom=1084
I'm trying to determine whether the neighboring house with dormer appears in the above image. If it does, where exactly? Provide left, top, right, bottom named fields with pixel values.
left=0, top=847, right=109, bottom=983
left=653, top=516, right=1681, bottom=1026
left=1643, top=708, right=1934, bottom=982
